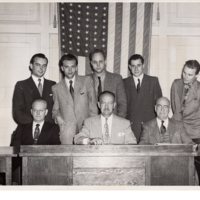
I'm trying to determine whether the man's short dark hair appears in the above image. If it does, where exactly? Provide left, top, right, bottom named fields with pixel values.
left=184, top=60, right=200, bottom=75
left=30, top=53, right=48, bottom=65
left=89, top=49, right=106, bottom=61
left=59, top=54, right=78, bottom=69
left=98, top=91, right=115, bottom=102
left=128, top=54, right=144, bottom=65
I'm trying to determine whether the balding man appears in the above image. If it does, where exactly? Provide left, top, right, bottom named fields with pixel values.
left=74, top=91, right=136, bottom=145
left=139, top=97, right=193, bottom=145
left=11, top=99, right=60, bottom=146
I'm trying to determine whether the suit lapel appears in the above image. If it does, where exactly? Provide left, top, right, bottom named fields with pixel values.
left=38, top=122, right=48, bottom=143
left=60, top=79, right=74, bottom=105
left=167, top=119, right=175, bottom=143
left=152, top=119, right=161, bottom=143
left=27, top=77, right=41, bottom=97
left=42, top=79, right=49, bottom=98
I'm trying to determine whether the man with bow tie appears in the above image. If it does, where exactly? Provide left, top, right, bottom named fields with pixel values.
left=139, top=97, right=193, bottom=145
left=171, top=60, right=200, bottom=183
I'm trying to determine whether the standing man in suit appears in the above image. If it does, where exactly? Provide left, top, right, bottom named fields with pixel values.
left=89, top=49, right=127, bottom=118
left=124, top=54, right=162, bottom=143
left=11, top=99, right=60, bottom=146
left=171, top=60, right=200, bottom=182
left=52, top=54, right=98, bottom=144
left=12, top=53, right=56, bottom=125
left=139, top=97, right=193, bottom=145
left=74, top=91, right=136, bottom=145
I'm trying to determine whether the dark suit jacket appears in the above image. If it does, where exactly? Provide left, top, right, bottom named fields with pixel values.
left=139, top=118, right=193, bottom=145
left=12, top=77, right=56, bottom=124
left=90, top=71, right=127, bottom=118
left=11, top=121, right=61, bottom=146
left=124, top=74, right=162, bottom=142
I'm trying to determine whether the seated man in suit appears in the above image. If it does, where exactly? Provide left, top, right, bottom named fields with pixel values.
left=11, top=99, right=60, bottom=146
left=74, top=91, right=137, bottom=145
left=139, top=97, right=193, bottom=145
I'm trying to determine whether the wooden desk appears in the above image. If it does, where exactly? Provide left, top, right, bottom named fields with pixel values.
left=19, top=145, right=197, bottom=185
left=0, top=146, right=17, bottom=185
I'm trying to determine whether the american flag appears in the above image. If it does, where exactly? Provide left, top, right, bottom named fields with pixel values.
left=59, top=2, right=153, bottom=78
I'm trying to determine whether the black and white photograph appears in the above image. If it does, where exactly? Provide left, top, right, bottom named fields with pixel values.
left=0, top=2, right=200, bottom=197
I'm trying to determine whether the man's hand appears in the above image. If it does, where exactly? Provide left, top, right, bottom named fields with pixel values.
left=89, top=138, right=103, bottom=145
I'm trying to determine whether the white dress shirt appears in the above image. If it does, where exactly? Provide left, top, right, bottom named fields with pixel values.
left=32, top=121, right=44, bottom=138
left=32, top=75, right=44, bottom=88
left=65, top=76, right=75, bottom=89
left=133, top=74, right=144, bottom=88
left=156, top=118, right=169, bottom=130
left=101, top=114, right=113, bottom=137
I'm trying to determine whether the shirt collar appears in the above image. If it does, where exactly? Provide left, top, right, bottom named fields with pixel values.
left=133, top=74, right=144, bottom=84
left=65, top=76, right=75, bottom=88
left=32, top=75, right=44, bottom=86
left=156, top=118, right=169, bottom=129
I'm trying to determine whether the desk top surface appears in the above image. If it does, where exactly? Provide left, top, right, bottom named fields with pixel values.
left=19, top=144, right=197, bottom=157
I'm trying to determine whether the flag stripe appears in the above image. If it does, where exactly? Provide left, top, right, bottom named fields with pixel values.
left=129, top=3, right=137, bottom=58
left=106, top=3, right=116, bottom=73
left=135, top=3, right=145, bottom=55
left=113, top=3, right=123, bottom=74
left=78, top=56, right=86, bottom=75
left=120, top=3, right=131, bottom=78
left=143, top=3, right=153, bottom=74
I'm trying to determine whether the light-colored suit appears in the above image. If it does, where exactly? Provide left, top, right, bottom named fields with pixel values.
left=52, top=75, right=98, bottom=144
left=89, top=71, right=127, bottom=118
left=171, top=79, right=200, bottom=139
left=74, top=114, right=137, bottom=144
left=139, top=118, right=193, bottom=145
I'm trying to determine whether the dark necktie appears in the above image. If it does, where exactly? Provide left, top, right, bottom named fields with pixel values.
left=38, top=78, right=43, bottom=96
left=104, top=118, right=110, bottom=144
left=136, top=78, right=140, bottom=93
left=69, top=80, right=74, bottom=100
left=160, top=120, right=166, bottom=134
left=97, top=76, right=102, bottom=99
left=183, top=84, right=191, bottom=106
left=33, top=124, right=40, bottom=144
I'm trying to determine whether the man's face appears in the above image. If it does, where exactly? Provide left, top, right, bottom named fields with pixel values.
left=31, top=101, right=48, bottom=123
left=30, top=57, right=47, bottom=78
left=61, top=59, right=77, bottom=79
left=90, top=52, right=106, bottom=74
left=129, top=59, right=144, bottom=77
left=98, top=94, right=116, bottom=118
left=155, top=98, right=170, bottom=121
left=182, top=66, right=197, bottom=84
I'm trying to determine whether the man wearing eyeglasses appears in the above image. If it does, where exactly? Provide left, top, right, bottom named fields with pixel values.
left=124, top=54, right=162, bottom=143
left=139, top=97, right=193, bottom=145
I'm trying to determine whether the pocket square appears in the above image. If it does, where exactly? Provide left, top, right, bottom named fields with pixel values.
left=49, top=93, right=53, bottom=96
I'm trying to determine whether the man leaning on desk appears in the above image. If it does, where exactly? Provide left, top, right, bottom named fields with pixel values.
left=139, top=97, right=193, bottom=145
left=11, top=99, right=61, bottom=146
left=74, top=91, right=137, bottom=145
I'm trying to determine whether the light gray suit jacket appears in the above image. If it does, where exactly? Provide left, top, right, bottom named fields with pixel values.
left=74, top=114, right=137, bottom=144
left=171, top=79, right=200, bottom=139
left=139, top=118, right=193, bottom=145
left=52, top=75, right=98, bottom=144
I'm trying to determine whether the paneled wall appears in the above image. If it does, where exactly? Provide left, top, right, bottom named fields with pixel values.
left=150, top=3, right=200, bottom=98
left=0, top=3, right=59, bottom=146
